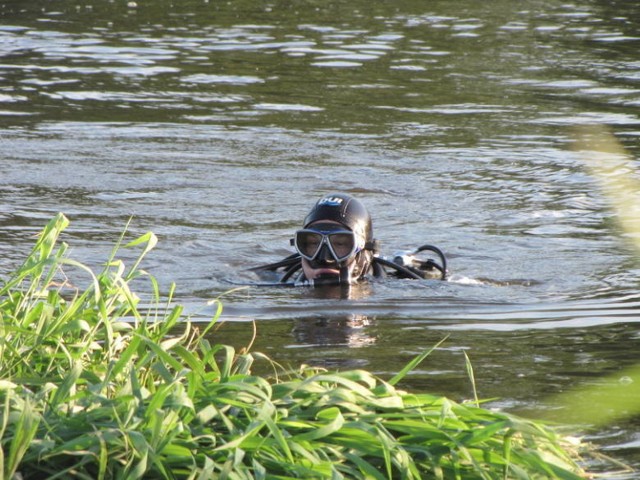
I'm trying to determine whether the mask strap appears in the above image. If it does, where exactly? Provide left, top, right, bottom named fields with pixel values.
left=364, top=239, right=380, bottom=254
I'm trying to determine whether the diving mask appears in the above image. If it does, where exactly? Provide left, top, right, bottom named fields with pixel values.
left=294, top=224, right=361, bottom=263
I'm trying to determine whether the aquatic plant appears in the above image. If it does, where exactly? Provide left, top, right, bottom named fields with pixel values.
left=0, top=214, right=588, bottom=479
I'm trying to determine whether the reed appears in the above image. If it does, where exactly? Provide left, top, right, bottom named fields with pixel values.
left=0, top=214, right=588, bottom=479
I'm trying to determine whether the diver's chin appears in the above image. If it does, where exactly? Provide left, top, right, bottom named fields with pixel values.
left=313, top=270, right=341, bottom=287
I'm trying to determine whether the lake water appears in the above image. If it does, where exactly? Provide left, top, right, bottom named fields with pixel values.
left=2, top=0, right=640, bottom=473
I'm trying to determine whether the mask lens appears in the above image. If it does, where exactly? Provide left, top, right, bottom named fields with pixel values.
left=328, top=233, right=355, bottom=260
left=295, top=231, right=323, bottom=259
left=295, top=228, right=357, bottom=262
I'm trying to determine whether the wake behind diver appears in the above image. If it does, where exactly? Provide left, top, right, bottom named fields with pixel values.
left=250, top=193, right=448, bottom=287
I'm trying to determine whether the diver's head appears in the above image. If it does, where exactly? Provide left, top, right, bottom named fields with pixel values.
left=294, top=193, right=374, bottom=285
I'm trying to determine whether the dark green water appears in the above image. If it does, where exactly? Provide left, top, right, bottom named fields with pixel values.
left=2, top=0, right=640, bottom=473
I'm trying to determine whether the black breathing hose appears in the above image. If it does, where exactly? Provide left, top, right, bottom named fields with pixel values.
left=415, top=244, right=447, bottom=280
left=373, top=256, right=424, bottom=280
left=249, top=243, right=448, bottom=284
left=280, top=261, right=302, bottom=282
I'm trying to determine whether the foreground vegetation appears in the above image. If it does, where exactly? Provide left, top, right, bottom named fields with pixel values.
left=0, top=214, right=589, bottom=479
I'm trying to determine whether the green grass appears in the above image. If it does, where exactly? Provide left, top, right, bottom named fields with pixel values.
left=0, top=214, right=590, bottom=479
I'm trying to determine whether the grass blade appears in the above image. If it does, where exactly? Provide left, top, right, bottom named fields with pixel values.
left=388, top=335, right=448, bottom=386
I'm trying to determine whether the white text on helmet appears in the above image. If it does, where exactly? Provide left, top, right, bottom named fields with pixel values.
left=318, top=196, right=344, bottom=206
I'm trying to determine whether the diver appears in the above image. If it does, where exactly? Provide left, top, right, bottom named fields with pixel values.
left=250, top=193, right=448, bottom=287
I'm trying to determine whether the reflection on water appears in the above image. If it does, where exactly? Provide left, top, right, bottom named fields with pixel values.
left=291, top=314, right=376, bottom=349
left=2, top=0, right=640, bottom=472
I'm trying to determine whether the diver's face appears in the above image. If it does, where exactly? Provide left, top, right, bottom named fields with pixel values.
left=299, top=221, right=358, bottom=282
